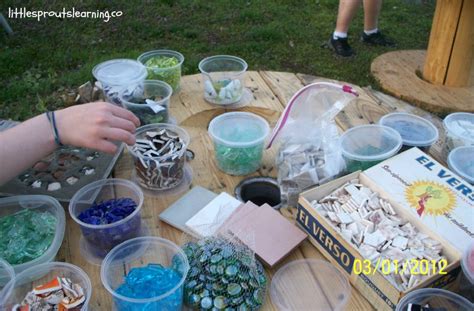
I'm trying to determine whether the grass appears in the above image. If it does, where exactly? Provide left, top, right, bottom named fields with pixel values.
left=0, top=0, right=435, bottom=120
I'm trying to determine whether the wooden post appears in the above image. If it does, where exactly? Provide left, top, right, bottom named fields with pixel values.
left=423, top=0, right=474, bottom=87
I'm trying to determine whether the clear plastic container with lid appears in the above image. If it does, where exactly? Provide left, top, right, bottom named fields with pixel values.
left=69, top=178, right=144, bottom=262
left=448, top=146, right=474, bottom=184
left=0, top=259, right=15, bottom=306
left=270, top=259, right=351, bottom=311
left=340, top=124, right=403, bottom=173
left=101, top=237, right=189, bottom=311
left=92, top=59, right=147, bottom=105
left=120, top=80, right=173, bottom=125
left=443, top=112, right=474, bottom=154
left=379, top=112, right=439, bottom=152
left=0, top=195, right=65, bottom=274
left=2, top=262, right=92, bottom=310
left=208, top=112, right=270, bottom=175
left=137, top=50, right=184, bottom=92
left=396, top=288, right=473, bottom=311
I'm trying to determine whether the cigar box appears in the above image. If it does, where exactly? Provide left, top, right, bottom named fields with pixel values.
left=296, top=152, right=468, bottom=311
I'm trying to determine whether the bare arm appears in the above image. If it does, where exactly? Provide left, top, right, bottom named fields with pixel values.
left=0, top=102, right=140, bottom=185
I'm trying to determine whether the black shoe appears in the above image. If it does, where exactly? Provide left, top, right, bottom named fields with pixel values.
left=326, top=36, right=355, bottom=57
left=361, top=31, right=396, bottom=47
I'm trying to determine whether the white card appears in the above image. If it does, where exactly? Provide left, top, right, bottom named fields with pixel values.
left=185, top=192, right=242, bottom=237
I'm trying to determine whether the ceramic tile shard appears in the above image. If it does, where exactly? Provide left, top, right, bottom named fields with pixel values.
left=310, top=178, right=448, bottom=291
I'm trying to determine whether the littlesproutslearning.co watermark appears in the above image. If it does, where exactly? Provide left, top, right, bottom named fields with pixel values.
left=7, top=7, right=123, bottom=23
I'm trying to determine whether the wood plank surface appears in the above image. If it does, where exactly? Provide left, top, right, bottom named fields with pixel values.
left=60, top=71, right=448, bottom=311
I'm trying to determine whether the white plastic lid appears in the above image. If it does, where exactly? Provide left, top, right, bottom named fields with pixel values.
left=443, top=112, right=474, bottom=143
left=461, top=240, right=474, bottom=285
left=340, top=124, right=403, bottom=161
left=208, top=112, right=270, bottom=147
left=379, top=113, right=439, bottom=147
left=92, top=59, right=147, bottom=86
left=448, top=146, right=474, bottom=184
left=270, top=259, right=351, bottom=311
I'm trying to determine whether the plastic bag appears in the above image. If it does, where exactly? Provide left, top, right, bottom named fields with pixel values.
left=267, top=82, right=358, bottom=207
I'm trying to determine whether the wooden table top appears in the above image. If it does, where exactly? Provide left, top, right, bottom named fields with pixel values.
left=58, top=71, right=447, bottom=310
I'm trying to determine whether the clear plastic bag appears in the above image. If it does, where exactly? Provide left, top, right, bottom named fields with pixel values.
left=267, top=82, right=358, bottom=207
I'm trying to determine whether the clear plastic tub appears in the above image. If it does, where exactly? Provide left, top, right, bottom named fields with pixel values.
left=69, top=178, right=144, bottom=260
left=340, top=124, right=403, bottom=172
left=198, top=55, right=248, bottom=105
left=0, top=259, right=15, bottom=306
left=270, top=259, right=350, bottom=311
left=459, top=239, right=474, bottom=302
left=448, top=146, right=474, bottom=184
left=379, top=112, right=439, bottom=152
left=92, top=59, right=147, bottom=105
left=443, top=112, right=474, bottom=154
left=128, top=124, right=190, bottom=192
left=396, top=288, right=473, bottom=311
left=120, top=80, right=173, bottom=125
left=208, top=112, right=270, bottom=175
left=0, top=195, right=65, bottom=274
left=101, top=237, right=189, bottom=311
left=1, top=262, right=92, bottom=310
left=137, top=50, right=184, bottom=92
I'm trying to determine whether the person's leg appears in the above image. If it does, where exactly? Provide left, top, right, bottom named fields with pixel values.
left=329, top=0, right=361, bottom=57
left=361, top=0, right=395, bottom=46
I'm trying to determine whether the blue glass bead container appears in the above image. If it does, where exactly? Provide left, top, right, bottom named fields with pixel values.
left=69, top=179, right=144, bottom=259
left=101, top=237, right=189, bottom=311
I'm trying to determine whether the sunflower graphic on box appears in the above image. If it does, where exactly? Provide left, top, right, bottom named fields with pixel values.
left=405, top=181, right=456, bottom=217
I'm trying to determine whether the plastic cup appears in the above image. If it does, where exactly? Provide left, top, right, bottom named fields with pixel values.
left=448, top=146, right=474, bottom=184
left=0, top=195, right=65, bottom=275
left=92, top=59, right=147, bottom=105
left=120, top=80, right=173, bottom=125
left=270, top=259, right=351, bottom=311
left=69, top=178, right=144, bottom=259
left=396, top=288, right=473, bottom=311
left=137, top=50, right=184, bottom=92
left=208, top=112, right=270, bottom=176
left=0, top=259, right=15, bottom=306
left=379, top=112, right=439, bottom=152
left=340, top=124, right=403, bottom=172
left=458, top=240, right=474, bottom=302
left=101, top=237, right=189, bottom=311
left=198, top=55, right=248, bottom=105
left=443, top=112, right=474, bottom=154
left=128, top=124, right=190, bottom=192
left=2, top=262, right=92, bottom=310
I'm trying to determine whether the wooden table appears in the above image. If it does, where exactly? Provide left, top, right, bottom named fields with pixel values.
left=58, top=71, right=448, bottom=310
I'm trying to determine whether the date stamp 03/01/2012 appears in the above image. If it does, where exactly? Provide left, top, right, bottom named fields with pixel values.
left=353, top=258, right=448, bottom=276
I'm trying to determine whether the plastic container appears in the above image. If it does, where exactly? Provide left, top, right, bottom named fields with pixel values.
left=396, top=288, right=473, bottom=311
left=120, top=80, right=173, bottom=125
left=0, top=195, right=65, bottom=274
left=448, top=146, right=474, bottom=184
left=92, top=59, right=147, bottom=105
left=128, top=124, right=191, bottom=193
left=198, top=55, right=248, bottom=105
left=69, top=179, right=144, bottom=260
left=379, top=112, right=439, bottom=152
left=270, top=259, right=350, bottom=311
left=340, top=124, right=403, bottom=172
left=443, top=112, right=474, bottom=154
left=0, top=259, right=15, bottom=306
left=1, top=262, right=92, bottom=310
left=208, top=112, right=270, bottom=176
left=459, top=240, right=474, bottom=302
left=137, top=50, right=184, bottom=92
left=101, top=237, right=189, bottom=311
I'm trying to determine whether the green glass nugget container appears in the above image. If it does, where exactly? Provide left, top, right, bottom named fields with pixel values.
left=208, top=112, right=270, bottom=176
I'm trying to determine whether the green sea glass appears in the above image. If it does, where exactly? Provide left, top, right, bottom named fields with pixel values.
left=0, top=209, right=56, bottom=264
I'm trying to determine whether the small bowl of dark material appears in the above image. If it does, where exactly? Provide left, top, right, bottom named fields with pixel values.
left=235, top=177, right=281, bottom=209
left=379, top=113, right=439, bottom=152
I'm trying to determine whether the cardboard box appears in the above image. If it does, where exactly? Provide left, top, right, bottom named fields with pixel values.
left=297, top=171, right=462, bottom=311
